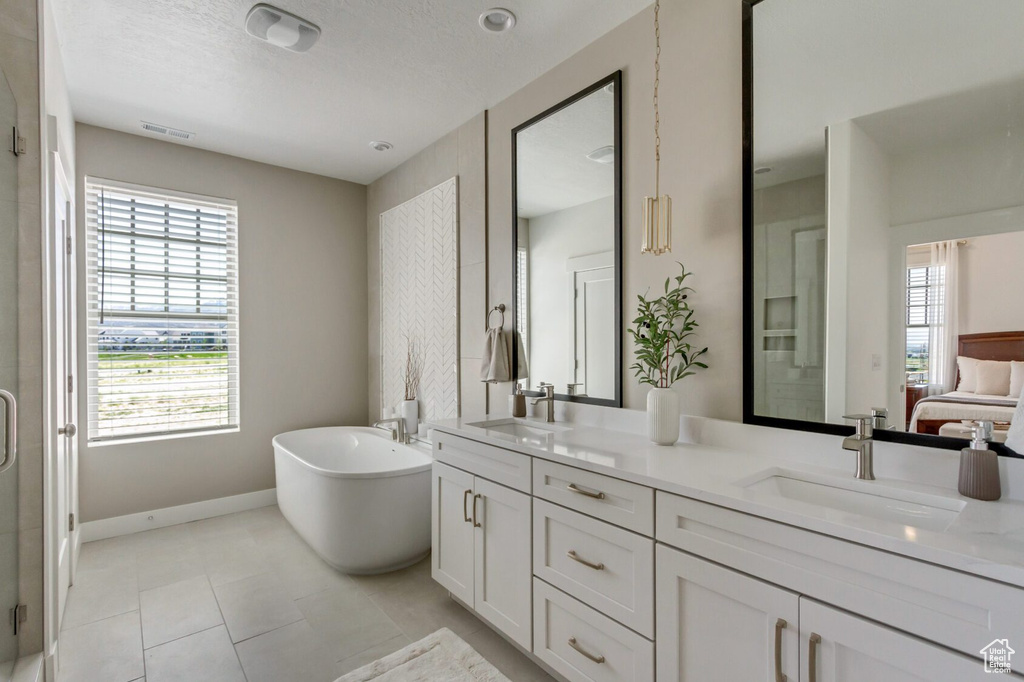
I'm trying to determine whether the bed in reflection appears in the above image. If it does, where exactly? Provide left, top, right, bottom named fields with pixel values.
left=909, top=331, right=1023, bottom=440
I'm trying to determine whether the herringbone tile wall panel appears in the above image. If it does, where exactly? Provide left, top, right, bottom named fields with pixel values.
left=380, top=177, right=460, bottom=421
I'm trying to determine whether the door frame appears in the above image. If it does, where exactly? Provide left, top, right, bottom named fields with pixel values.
left=42, top=119, right=78, bottom=674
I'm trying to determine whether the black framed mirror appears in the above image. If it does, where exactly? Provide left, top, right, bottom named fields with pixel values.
left=743, top=0, right=1024, bottom=457
left=512, top=71, right=623, bottom=407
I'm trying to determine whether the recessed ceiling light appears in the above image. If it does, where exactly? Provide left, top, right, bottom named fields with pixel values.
left=479, top=8, right=516, bottom=33
left=245, top=4, right=320, bottom=53
left=754, top=166, right=773, bottom=174
left=369, top=141, right=393, bottom=152
left=586, top=145, right=615, bottom=164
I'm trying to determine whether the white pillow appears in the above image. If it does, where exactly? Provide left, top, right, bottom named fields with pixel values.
left=1011, top=361, right=1024, bottom=399
left=957, top=356, right=979, bottom=392
left=975, top=360, right=1012, bottom=396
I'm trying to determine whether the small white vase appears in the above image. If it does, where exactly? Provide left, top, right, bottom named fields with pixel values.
left=399, top=399, right=419, bottom=437
left=647, top=387, right=679, bottom=445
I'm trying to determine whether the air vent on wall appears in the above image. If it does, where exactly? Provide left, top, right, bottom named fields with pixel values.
left=141, top=121, right=196, bottom=142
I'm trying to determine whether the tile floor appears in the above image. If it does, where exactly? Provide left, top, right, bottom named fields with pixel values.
left=57, top=505, right=555, bottom=682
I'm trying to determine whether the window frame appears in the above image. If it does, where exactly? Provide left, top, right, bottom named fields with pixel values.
left=84, top=177, right=240, bottom=444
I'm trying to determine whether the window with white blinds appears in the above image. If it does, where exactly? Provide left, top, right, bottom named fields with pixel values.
left=85, top=178, right=239, bottom=442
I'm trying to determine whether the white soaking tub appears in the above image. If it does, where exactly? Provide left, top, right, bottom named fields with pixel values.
left=272, top=426, right=432, bottom=574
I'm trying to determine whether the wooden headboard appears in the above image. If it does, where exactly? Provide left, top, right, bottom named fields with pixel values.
left=958, top=331, right=1024, bottom=362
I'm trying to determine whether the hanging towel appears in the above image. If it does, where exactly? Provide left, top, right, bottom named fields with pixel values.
left=481, top=328, right=511, bottom=383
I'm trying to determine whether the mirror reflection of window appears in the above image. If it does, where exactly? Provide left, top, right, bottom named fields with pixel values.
left=749, top=0, right=1024, bottom=444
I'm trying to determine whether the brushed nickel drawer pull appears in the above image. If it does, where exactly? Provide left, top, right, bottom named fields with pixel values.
left=567, top=483, right=605, bottom=499
left=568, top=637, right=605, bottom=664
left=567, top=550, right=605, bottom=571
left=808, top=633, right=821, bottom=682
left=463, top=489, right=472, bottom=523
left=774, top=618, right=787, bottom=682
left=472, top=493, right=482, bottom=527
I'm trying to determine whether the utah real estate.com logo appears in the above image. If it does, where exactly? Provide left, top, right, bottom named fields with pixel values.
left=981, top=639, right=1015, bottom=674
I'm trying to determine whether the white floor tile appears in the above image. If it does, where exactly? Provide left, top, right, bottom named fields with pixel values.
left=264, top=542, right=353, bottom=601
left=58, top=611, right=144, bottom=682
left=334, top=634, right=411, bottom=676
left=144, top=625, right=245, bottom=682
left=296, top=583, right=404, bottom=661
left=463, top=626, right=556, bottom=681
left=213, top=572, right=303, bottom=643
left=368, top=573, right=485, bottom=641
left=140, top=575, right=223, bottom=648
left=197, top=534, right=267, bottom=587
left=235, top=620, right=340, bottom=682
left=136, top=543, right=205, bottom=592
left=62, top=564, right=140, bottom=631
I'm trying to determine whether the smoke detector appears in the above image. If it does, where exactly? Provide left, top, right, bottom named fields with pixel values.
left=369, top=141, right=393, bottom=152
left=140, top=121, right=196, bottom=142
left=245, top=4, right=321, bottom=52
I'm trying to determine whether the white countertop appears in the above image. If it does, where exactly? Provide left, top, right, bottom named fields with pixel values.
left=428, top=415, right=1024, bottom=588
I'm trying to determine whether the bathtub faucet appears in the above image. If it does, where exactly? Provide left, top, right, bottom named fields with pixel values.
left=373, top=417, right=410, bottom=444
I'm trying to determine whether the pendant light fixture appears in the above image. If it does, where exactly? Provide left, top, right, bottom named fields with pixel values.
left=641, top=0, right=671, bottom=255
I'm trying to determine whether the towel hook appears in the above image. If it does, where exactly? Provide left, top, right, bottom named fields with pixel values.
left=487, top=304, right=506, bottom=331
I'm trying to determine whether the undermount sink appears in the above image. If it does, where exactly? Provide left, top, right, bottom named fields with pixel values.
left=737, top=468, right=966, bottom=532
left=466, top=418, right=572, bottom=439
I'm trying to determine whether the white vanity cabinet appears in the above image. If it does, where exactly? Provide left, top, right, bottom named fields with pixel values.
left=656, top=546, right=800, bottom=681
left=431, top=459, right=533, bottom=649
left=800, top=599, right=997, bottom=682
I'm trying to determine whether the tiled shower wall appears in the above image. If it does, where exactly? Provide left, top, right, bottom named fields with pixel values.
left=0, top=0, right=45, bottom=656
left=379, top=178, right=459, bottom=420
left=367, top=113, right=488, bottom=422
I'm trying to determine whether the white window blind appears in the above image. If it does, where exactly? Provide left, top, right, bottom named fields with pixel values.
left=85, top=178, right=239, bottom=442
left=516, top=246, right=528, bottom=348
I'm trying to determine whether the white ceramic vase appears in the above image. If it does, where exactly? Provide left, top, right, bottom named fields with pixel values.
left=647, top=387, right=679, bottom=445
left=399, top=399, right=418, bottom=437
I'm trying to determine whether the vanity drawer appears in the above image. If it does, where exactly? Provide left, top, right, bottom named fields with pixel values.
left=656, top=491, right=1024, bottom=660
left=533, top=579, right=654, bottom=682
left=534, top=499, right=654, bottom=637
left=533, top=460, right=654, bottom=535
left=433, top=431, right=531, bottom=492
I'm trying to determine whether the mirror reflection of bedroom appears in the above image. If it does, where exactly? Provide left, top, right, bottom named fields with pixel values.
left=750, top=0, right=1024, bottom=444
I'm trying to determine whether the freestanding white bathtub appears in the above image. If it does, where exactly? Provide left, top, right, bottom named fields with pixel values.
left=273, top=426, right=432, bottom=574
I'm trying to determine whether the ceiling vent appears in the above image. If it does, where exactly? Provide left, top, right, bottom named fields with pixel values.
left=245, top=4, right=321, bottom=52
left=141, top=121, right=196, bottom=142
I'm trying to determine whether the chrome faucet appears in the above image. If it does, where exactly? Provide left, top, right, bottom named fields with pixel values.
left=842, top=414, right=875, bottom=481
left=373, top=417, right=409, bottom=444
left=532, top=383, right=556, bottom=423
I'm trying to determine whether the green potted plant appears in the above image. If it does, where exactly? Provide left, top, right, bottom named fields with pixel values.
left=628, top=263, right=709, bottom=444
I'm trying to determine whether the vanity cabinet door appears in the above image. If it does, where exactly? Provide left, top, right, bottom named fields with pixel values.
left=656, top=545, right=799, bottom=682
left=431, top=462, right=475, bottom=605
left=474, top=477, right=533, bottom=650
left=800, top=599, right=1004, bottom=682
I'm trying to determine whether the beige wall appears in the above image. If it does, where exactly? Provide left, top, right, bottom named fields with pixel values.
left=1, top=0, right=45, bottom=655
left=487, top=0, right=743, bottom=417
left=367, top=113, right=487, bottom=422
left=74, top=124, right=368, bottom=522
left=959, top=230, right=1024, bottom=335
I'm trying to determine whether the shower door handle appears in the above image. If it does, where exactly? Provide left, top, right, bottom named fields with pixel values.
left=0, top=389, right=17, bottom=475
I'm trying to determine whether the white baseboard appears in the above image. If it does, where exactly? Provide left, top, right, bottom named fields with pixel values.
left=79, top=488, right=278, bottom=542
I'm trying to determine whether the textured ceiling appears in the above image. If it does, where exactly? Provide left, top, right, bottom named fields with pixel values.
left=753, top=0, right=1024, bottom=188
left=51, top=0, right=650, bottom=184
left=517, top=85, right=614, bottom=219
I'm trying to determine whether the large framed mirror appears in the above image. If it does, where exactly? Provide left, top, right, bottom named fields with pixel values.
left=743, top=0, right=1024, bottom=457
left=512, top=71, right=623, bottom=407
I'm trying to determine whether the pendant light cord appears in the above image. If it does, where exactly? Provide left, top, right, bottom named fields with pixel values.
left=654, top=0, right=661, bottom=199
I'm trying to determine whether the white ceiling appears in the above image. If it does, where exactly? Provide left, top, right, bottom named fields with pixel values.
left=50, top=0, right=650, bottom=184
left=517, top=84, right=614, bottom=218
left=753, top=0, right=1024, bottom=188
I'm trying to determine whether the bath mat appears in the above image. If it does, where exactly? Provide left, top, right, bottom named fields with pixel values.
left=335, top=628, right=510, bottom=682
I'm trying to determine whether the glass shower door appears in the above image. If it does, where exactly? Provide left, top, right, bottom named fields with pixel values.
left=0, top=65, right=20, bottom=675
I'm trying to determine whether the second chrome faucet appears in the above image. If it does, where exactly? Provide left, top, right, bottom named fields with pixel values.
left=532, top=383, right=556, bottom=423
left=842, top=414, right=875, bottom=480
